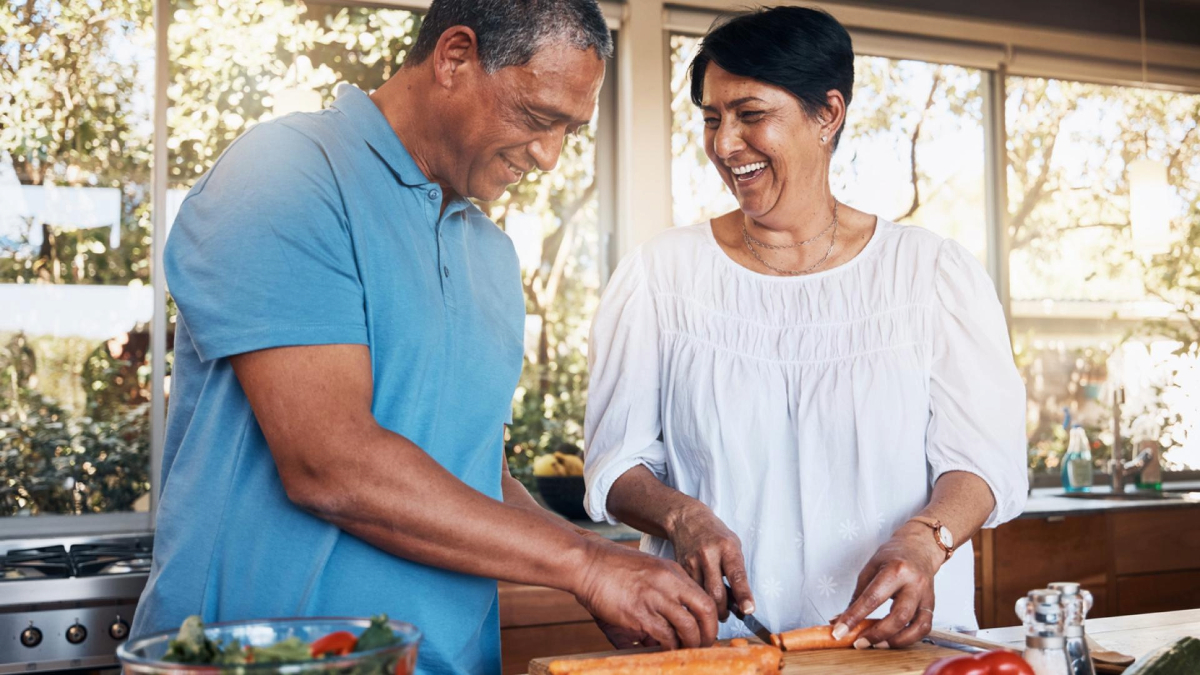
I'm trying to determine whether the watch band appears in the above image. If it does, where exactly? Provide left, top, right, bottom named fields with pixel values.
left=908, top=516, right=954, bottom=561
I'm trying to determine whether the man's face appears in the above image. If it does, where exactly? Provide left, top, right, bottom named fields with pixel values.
left=451, top=42, right=605, bottom=201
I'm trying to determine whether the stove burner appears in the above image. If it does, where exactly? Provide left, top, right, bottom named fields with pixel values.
left=70, top=538, right=153, bottom=577
left=97, top=557, right=152, bottom=575
left=0, top=545, right=72, bottom=581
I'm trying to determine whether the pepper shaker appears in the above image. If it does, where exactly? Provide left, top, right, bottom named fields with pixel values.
left=1016, top=589, right=1073, bottom=675
left=1049, top=582, right=1096, bottom=675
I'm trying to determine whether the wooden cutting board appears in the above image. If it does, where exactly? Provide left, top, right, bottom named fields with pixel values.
left=528, top=641, right=966, bottom=674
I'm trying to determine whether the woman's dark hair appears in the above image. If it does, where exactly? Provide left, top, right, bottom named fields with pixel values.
left=689, top=6, right=855, bottom=148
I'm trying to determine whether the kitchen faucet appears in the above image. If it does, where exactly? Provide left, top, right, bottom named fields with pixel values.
left=1109, top=385, right=1157, bottom=492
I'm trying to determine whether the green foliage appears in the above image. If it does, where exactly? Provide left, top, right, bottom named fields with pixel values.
left=0, top=382, right=150, bottom=517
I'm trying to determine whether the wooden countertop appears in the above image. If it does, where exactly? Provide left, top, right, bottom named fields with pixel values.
left=977, top=607, right=1200, bottom=659
left=524, top=609, right=1200, bottom=674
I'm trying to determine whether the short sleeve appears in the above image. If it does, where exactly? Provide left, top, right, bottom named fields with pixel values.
left=927, top=239, right=1029, bottom=528
left=165, top=121, right=367, bottom=362
left=583, top=247, right=668, bottom=525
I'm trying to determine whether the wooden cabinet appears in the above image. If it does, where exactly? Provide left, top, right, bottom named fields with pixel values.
left=979, top=513, right=1111, bottom=627
left=1116, top=570, right=1200, bottom=616
left=1111, top=508, right=1200, bottom=575
left=976, top=505, right=1200, bottom=628
left=499, top=583, right=611, bottom=674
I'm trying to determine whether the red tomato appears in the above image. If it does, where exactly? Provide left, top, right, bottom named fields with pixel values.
left=310, top=630, right=358, bottom=658
left=924, top=650, right=1036, bottom=675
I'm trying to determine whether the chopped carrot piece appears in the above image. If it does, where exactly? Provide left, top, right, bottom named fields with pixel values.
left=771, top=620, right=879, bottom=652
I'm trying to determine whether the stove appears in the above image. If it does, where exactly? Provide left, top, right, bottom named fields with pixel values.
left=0, top=534, right=152, bottom=674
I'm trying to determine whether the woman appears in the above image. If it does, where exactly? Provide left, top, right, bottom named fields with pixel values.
left=583, top=6, right=1027, bottom=650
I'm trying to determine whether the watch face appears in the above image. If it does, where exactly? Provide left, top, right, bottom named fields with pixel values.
left=937, top=526, right=954, bottom=549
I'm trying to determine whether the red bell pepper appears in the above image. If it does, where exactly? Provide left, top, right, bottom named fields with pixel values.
left=310, top=630, right=358, bottom=658
left=924, top=650, right=1036, bottom=675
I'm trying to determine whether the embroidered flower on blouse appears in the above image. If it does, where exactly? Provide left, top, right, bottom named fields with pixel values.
left=838, top=519, right=860, bottom=541
left=793, top=530, right=805, bottom=549
left=758, top=576, right=783, bottom=599
left=816, top=575, right=839, bottom=597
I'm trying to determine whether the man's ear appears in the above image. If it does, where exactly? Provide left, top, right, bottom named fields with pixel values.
left=432, top=25, right=481, bottom=89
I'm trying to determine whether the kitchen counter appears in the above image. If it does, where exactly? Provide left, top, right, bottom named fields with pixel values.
left=572, top=481, right=1200, bottom=541
left=524, top=609, right=1200, bottom=674
left=977, top=608, right=1200, bottom=665
left=1020, top=481, right=1200, bottom=518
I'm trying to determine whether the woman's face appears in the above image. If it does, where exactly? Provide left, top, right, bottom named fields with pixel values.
left=701, top=63, right=831, bottom=222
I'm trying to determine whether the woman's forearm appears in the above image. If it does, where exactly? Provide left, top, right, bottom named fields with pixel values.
left=607, top=465, right=706, bottom=540
left=910, top=470, right=996, bottom=559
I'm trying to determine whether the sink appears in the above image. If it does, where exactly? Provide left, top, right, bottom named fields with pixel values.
left=1059, top=490, right=1192, bottom=500
left=1163, top=483, right=1200, bottom=493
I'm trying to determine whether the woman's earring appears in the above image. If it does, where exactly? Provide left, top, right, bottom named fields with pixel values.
left=821, top=135, right=828, bottom=143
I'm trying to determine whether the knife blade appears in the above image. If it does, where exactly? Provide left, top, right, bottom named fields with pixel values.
left=723, top=582, right=775, bottom=645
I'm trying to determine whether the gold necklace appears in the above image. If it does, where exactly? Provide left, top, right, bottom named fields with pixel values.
left=741, top=202, right=839, bottom=276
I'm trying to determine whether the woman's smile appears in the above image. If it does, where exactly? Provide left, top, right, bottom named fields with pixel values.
left=730, top=160, right=769, bottom=185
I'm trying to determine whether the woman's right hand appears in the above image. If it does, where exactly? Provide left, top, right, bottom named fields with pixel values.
left=666, top=501, right=755, bottom=621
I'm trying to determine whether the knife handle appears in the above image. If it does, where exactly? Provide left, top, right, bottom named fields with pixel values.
left=723, top=582, right=746, bottom=620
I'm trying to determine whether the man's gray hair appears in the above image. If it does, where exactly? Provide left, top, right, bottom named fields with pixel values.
left=406, top=0, right=613, bottom=73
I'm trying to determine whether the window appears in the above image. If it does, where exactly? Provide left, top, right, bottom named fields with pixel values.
left=493, top=90, right=606, bottom=489
left=165, top=2, right=608, bottom=492
left=1, top=2, right=156, bottom=518
left=1007, top=77, right=1200, bottom=473
left=669, top=35, right=989, bottom=263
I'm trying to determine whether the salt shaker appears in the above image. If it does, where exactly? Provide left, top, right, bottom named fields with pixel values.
left=1015, top=589, right=1073, bottom=675
left=1049, top=582, right=1096, bottom=675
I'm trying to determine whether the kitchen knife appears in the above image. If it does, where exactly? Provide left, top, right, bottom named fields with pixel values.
left=723, top=582, right=775, bottom=645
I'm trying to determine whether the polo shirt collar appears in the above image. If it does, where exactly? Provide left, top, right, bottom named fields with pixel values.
left=333, top=83, right=432, bottom=187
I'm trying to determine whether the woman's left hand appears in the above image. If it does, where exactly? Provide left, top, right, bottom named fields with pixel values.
left=832, top=522, right=944, bottom=649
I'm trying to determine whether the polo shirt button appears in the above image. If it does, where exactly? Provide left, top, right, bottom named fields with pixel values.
left=443, top=265, right=450, bottom=278
left=428, top=189, right=440, bottom=200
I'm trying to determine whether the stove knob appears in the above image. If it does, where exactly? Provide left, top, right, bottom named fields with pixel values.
left=20, top=625, right=42, bottom=648
left=66, top=622, right=87, bottom=644
left=109, top=618, right=130, bottom=641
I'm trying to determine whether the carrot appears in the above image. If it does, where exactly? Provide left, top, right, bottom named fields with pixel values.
left=547, top=644, right=782, bottom=674
left=730, top=638, right=749, bottom=647
left=769, top=619, right=879, bottom=652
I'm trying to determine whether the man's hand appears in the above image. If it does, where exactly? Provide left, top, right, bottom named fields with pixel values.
left=573, top=539, right=719, bottom=650
left=594, top=617, right=660, bottom=650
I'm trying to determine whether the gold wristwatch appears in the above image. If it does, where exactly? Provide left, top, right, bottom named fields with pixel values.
left=908, top=516, right=954, bottom=561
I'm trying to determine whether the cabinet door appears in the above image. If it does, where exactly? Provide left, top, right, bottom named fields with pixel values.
left=1112, top=508, right=1200, bottom=575
left=1117, top=570, right=1200, bottom=616
left=501, top=622, right=611, bottom=675
left=990, top=514, right=1110, bottom=627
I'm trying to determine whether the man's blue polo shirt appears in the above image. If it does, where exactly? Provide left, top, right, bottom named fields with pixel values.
left=131, top=84, right=526, bottom=675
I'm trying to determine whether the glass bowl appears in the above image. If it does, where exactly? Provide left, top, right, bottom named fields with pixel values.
left=117, top=617, right=420, bottom=675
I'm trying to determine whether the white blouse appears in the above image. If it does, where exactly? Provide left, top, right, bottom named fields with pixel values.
left=583, top=218, right=1028, bottom=636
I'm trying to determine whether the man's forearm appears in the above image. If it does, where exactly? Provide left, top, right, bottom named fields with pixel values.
left=295, top=426, right=597, bottom=594
left=501, top=471, right=617, bottom=545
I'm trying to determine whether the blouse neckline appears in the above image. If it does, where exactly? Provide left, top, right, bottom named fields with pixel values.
left=702, top=215, right=886, bottom=283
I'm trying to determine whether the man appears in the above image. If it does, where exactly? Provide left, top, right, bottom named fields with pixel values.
left=131, top=1, right=718, bottom=672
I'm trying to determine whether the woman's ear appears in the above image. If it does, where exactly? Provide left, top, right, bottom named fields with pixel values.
left=821, top=89, right=847, bottom=145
